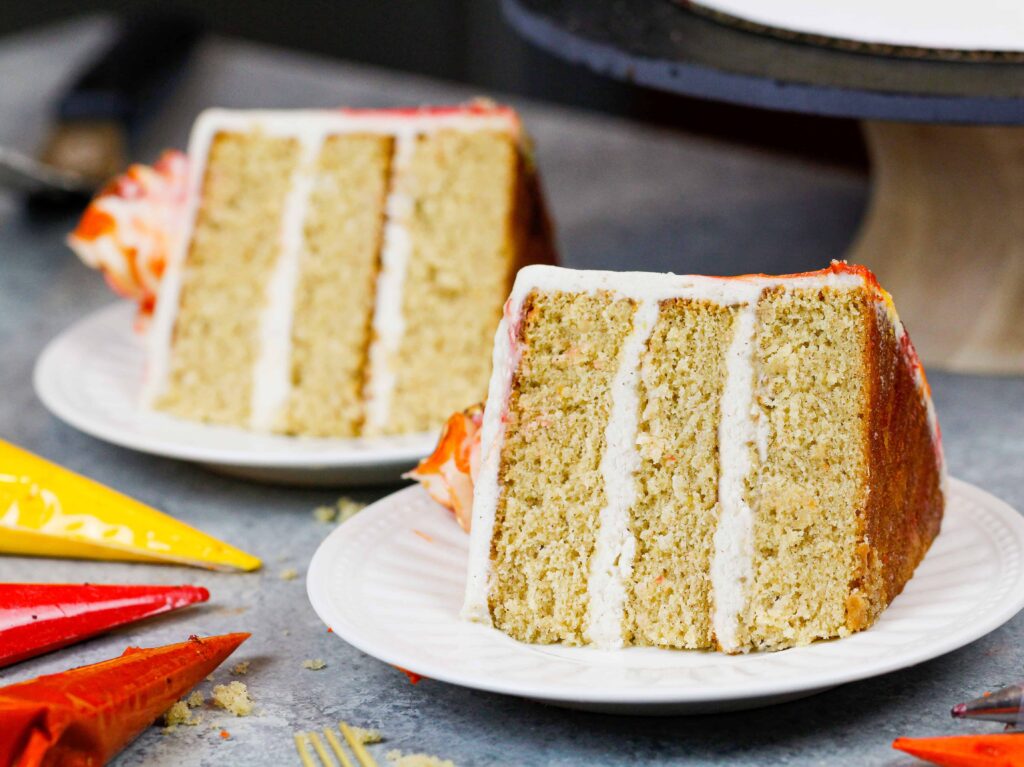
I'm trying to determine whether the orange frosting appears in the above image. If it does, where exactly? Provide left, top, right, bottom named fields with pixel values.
left=67, top=150, right=188, bottom=328
left=404, top=404, right=483, bottom=532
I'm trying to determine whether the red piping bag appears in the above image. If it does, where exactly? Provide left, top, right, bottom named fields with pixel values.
left=0, top=582, right=210, bottom=667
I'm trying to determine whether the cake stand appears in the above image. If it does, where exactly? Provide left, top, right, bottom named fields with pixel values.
left=504, top=0, right=1024, bottom=373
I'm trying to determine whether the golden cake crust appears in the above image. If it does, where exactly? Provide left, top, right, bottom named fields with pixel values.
left=848, top=301, right=944, bottom=630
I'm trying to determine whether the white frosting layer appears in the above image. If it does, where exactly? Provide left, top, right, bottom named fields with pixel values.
left=144, top=107, right=520, bottom=428
left=585, top=300, right=657, bottom=648
left=711, top=303, right=758, bottom=652
left=691, top=0, right=1024, bottom=52
left=461, top=296, right=519, bottom=622
left=250, top=133, right=324, bottom=430
left=363, top=134, right=416, bottom=433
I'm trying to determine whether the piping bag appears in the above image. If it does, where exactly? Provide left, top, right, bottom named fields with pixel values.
left=0, top=632, right=248, bottom=767
left=893, top=734, right=1024, bottom=767
left=0, top=438, right=260, bottom=570
left=893, top=682, right=1024, bottom=766
left=0, top=582, right=209, bottom=668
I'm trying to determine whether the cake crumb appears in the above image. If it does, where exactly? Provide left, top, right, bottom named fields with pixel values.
left=335, top=497, right=365, bottom=523
left=212, top=681, right=253, bottom=716
left=231, top=661, right=250, bottom=676
left=302, top=658, right=327, bottom=671
left=162, top=699, right=202, bottom=729
left=349, top=726, right=382, bottom=745
left=386, top=750, right=455, bottom=767
left=313, top=497, right=366, bottom=525
left=280, top=567, right=299, bottom=581
left=313, top=505, right=337, bottom=523
left=187, top=690, right=205, bottom=708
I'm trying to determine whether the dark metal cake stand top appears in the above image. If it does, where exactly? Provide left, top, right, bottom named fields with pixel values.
left=504, top=0, right=1024, bottom=124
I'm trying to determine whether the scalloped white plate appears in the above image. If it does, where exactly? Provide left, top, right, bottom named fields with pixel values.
left=34, top=302, right=436, bottom=486
left=308, top=480, right=1024, bottom=714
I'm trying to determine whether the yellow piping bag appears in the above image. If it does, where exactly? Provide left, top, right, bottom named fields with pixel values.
left=0, top=439, right=261, bottom=571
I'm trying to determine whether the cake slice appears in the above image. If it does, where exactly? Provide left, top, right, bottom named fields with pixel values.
left=462, top=262, right=944, bottom=652
left=70, top=103, right=556, bottom=437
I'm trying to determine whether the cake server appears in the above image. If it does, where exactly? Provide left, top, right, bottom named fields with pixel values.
left=0, top=11, right=200, bottom=204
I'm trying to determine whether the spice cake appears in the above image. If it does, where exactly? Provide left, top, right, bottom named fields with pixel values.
left=454, top=262, right=944, bottom=653
left=69, top=103, right=555, bottom=437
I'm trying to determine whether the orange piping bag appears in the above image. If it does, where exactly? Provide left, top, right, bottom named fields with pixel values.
left=0, top=439, right=260, bottom=571
left=0, top=632, right=249, bottom=767
left=893, top=734, right=1024, bottom=766
left=0, top=583, right=209, bottom=668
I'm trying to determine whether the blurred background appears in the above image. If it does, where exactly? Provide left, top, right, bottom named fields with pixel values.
left=0, top=0, right=866, bottom=169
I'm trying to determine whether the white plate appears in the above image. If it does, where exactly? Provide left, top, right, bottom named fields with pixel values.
left=33, top=303, right=436, bottom=486
left=308, top=479, right=1024, bottom=714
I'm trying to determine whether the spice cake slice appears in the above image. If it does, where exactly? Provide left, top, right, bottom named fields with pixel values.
left=70, top=103, right=555, bottom=438
left=463, top=262, right=944, bottom=652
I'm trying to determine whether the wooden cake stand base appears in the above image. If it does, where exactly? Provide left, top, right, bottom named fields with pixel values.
left=850, top=123, right=1024, bottom=373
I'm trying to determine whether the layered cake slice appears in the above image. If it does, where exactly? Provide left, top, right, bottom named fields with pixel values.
left=70, top=103, right=555, bottom=437
left=461, top=262, right=944, bottom=652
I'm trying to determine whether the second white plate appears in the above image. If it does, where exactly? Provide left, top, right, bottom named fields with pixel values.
left=34, top=303, right=436, bottom=485
left=308, top=479, right=1024, bottom=714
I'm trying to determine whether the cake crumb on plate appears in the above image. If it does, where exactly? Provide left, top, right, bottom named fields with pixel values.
left=231, top=661, right=250, bottom=676
left=280, top=568, right=299, bottom=581
left=302, top=658, right=327, bottom=670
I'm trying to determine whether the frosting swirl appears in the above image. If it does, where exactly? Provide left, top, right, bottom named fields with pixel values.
left=67, top=150, right=188, bottom=328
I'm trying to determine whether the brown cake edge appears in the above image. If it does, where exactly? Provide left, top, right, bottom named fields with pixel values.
left=846, top=301, right=945, bottom=631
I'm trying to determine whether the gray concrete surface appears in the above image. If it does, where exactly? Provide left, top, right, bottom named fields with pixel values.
left=0, top=16, right=1021, bottom=767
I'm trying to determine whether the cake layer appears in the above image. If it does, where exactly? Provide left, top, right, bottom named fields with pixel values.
left=284, top=134, right=393, bottom=436
left=143, top=106, right=555, bottom=437
left=489, top=290, right=635, bottom=644
left=464, top=264, right=945, bottom=653
left=736, top=286, right=869, bottom=650
left=372, top=130, right=520, bottom=435
left=154, top=133, right=301, bottom=424
left=624, top=299, right=736, bottom=649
